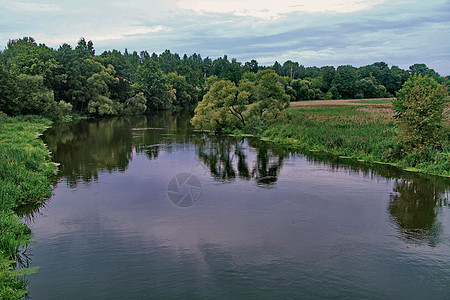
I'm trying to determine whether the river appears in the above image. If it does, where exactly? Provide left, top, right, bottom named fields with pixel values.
left=23, top=111, right=450, bottom=299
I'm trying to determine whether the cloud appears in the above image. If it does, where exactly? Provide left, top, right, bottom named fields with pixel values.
left=3, top=0, right=61, bottom=12
left=89, top=26, right=167, bottom=42
left=176, top=0, right=386, bottom=18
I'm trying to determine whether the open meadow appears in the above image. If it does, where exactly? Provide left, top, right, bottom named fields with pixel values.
left=258, top=98, right=450, bottom=176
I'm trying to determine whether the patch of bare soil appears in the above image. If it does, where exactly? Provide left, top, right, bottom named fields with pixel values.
left=290, top=98, right=394, bottom=107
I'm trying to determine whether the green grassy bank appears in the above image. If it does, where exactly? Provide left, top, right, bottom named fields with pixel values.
left=244, top=105, right=450, bottom=177
left=0, top=113, right=56, bottom=299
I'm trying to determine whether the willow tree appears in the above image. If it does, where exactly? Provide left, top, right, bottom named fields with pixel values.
left=191, top=80, right=249, bottom=133
left=191, top=69, right=289, bottom=133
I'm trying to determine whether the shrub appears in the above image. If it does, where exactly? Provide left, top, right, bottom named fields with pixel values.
left=393, top=74, right=449, bottom=151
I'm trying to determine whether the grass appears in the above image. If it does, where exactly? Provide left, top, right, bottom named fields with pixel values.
left=245, top=105, right=450, bottom=177
left=0, top=112, right=56, bottom=299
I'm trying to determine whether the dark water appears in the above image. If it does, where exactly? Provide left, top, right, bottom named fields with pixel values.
left=24, top=112, right=450, bottom=299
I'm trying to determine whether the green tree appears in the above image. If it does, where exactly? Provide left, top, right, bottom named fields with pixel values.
left=328, top=86, right=341, bottom=99
left=393, top=74, right=449, bottom=150
left=385, top=66, right=409, bottom=95
left=191, top=80, right=249, bottom=132
left=15, top=74, right=71, bottom=119
left=98, top=49, right=138, bottom=101
left=244, top=59, right=259, bottom=73
left=85, top=63, right=120, bottom=116
left=319, top=66, right=336, bottom=91
left=15, top=74, right=54, bottom=115
left=409, top=63, right=441, bottom=82
left=122, top=92, right=147, bottom=115
left=272, top=61, right=282, bottom=75
left=239, top=73, right=258, bottom=104
left=331, top=65, right=358, bottom=99
left=357, top=76, right=388, bottom=98
left=135, top=61, right=174, bottom=110
left=249, top=69, right=290, bottom=117
left=165, top=72, right=196, bottom=107
left=3, top=37, right=59, bottom=88
left=0, top=65, right=19, bottom=115
left=157, top=50, right=181, bottom=74
left=281, top=60, right=305, bottom=79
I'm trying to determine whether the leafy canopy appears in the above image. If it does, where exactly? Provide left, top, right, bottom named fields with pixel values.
left=393, top=74, right=449, bottom=150
left=191, top=69, right=289, bottom=133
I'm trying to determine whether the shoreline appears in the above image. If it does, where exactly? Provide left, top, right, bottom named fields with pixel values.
left=232, top=132, right=450, bottom=178
left=0, top=114, right=56, bottom=299
left=233, top=100, right=449, bottom=178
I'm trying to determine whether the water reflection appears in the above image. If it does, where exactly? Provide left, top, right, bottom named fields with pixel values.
left=194, top=135, right=287, bottom=186
left=43, top=112, right=193, bottom=186
left=38, top=112, right=450, bottom=246
left=389, top=178, right=449, bottom=245
left=43, top=112, right=288, bottom=188
left=43, top=117, right=135, bottom=186
left=302, top=152, right=450, bottom=245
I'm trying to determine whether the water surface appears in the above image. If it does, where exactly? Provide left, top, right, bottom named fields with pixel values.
left=25, top=112, right=450, bottom=299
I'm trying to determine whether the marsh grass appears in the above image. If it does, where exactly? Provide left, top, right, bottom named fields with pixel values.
left=249, top=106, right=449, bottom=176
left=0, top=112, right=55, bottom=299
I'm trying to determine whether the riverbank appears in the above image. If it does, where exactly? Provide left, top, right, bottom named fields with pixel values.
left=0, top=113, right=56, bottom=299
left=243, top=100, right=450, bottom=177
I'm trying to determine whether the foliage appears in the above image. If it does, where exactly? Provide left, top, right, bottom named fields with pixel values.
left=165, top=72, right=196, bottom=107
left=0, top=113, right=55, bottom=298
left=0, top=113, right=55, bottom=209
left=393, top=74, right=449, bottom=150
left=357, top=76, right=389, bottom=98
left=331, top=65, right=359, bottom=99
left=135, top=61, right=174, bottom=110
left=248, top=69, right=290, bottom=117
left=122, top=92, right=147, bottom=115
left=0, top=253, right=27, bottom=300
left=409, top=63, right=442, bottom=82
left=246, top=105, right=449, bottom=176
left=15, top=74, right=56, bottom=117
left=0, top=64, right=19, bottom=115
left=191, top=80, right=244, bottom=132
left=0, top=36, right=447, bottom=120
left=191, top=69, right=290, bottom=133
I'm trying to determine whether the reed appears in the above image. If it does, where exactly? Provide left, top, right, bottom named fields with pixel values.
left=248, top=106, right=449, bottom=176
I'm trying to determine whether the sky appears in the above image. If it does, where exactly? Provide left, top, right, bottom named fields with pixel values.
left=0, top=0, right=449, bottom=75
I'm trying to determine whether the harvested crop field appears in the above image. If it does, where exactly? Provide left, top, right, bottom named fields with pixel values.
left=290, top=98, right=394, bottom=107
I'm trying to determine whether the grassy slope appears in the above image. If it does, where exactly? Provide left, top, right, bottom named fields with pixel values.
left=253, top=105, right=449, bottom=177
left=0, top=113, right=56, bottom=299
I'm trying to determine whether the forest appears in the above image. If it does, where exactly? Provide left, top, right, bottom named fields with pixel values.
left=1, top=37, right=447, bottom=121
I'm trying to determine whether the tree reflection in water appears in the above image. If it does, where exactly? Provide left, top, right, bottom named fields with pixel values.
left=193, top=134, right=287, bottom=186
left=389, top=178, right=449, bottom=246
left=26, top=112, right=450, bottom=246
left=305, top=152, right=450, bottom=246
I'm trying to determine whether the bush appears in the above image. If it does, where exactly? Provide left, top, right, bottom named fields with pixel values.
left=393, top=74, right=449, bottom=150
left=45, top=100, right=73, bottom=121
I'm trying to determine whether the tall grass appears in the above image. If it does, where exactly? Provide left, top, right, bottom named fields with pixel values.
left=247, top=106, right=449, bottom=176
left=0, top=112, right=55, bottom=299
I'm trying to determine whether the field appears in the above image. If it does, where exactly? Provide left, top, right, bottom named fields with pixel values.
left=255, top=99, right=450, bottom=177
left=290, top=98, right=394, bottom=107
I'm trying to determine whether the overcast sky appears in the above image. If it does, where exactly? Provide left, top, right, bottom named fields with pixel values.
left=1, top=0, right=449, bottom=75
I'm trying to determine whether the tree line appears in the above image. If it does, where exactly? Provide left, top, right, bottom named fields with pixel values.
left=0, top=37, right=447, bottom=120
